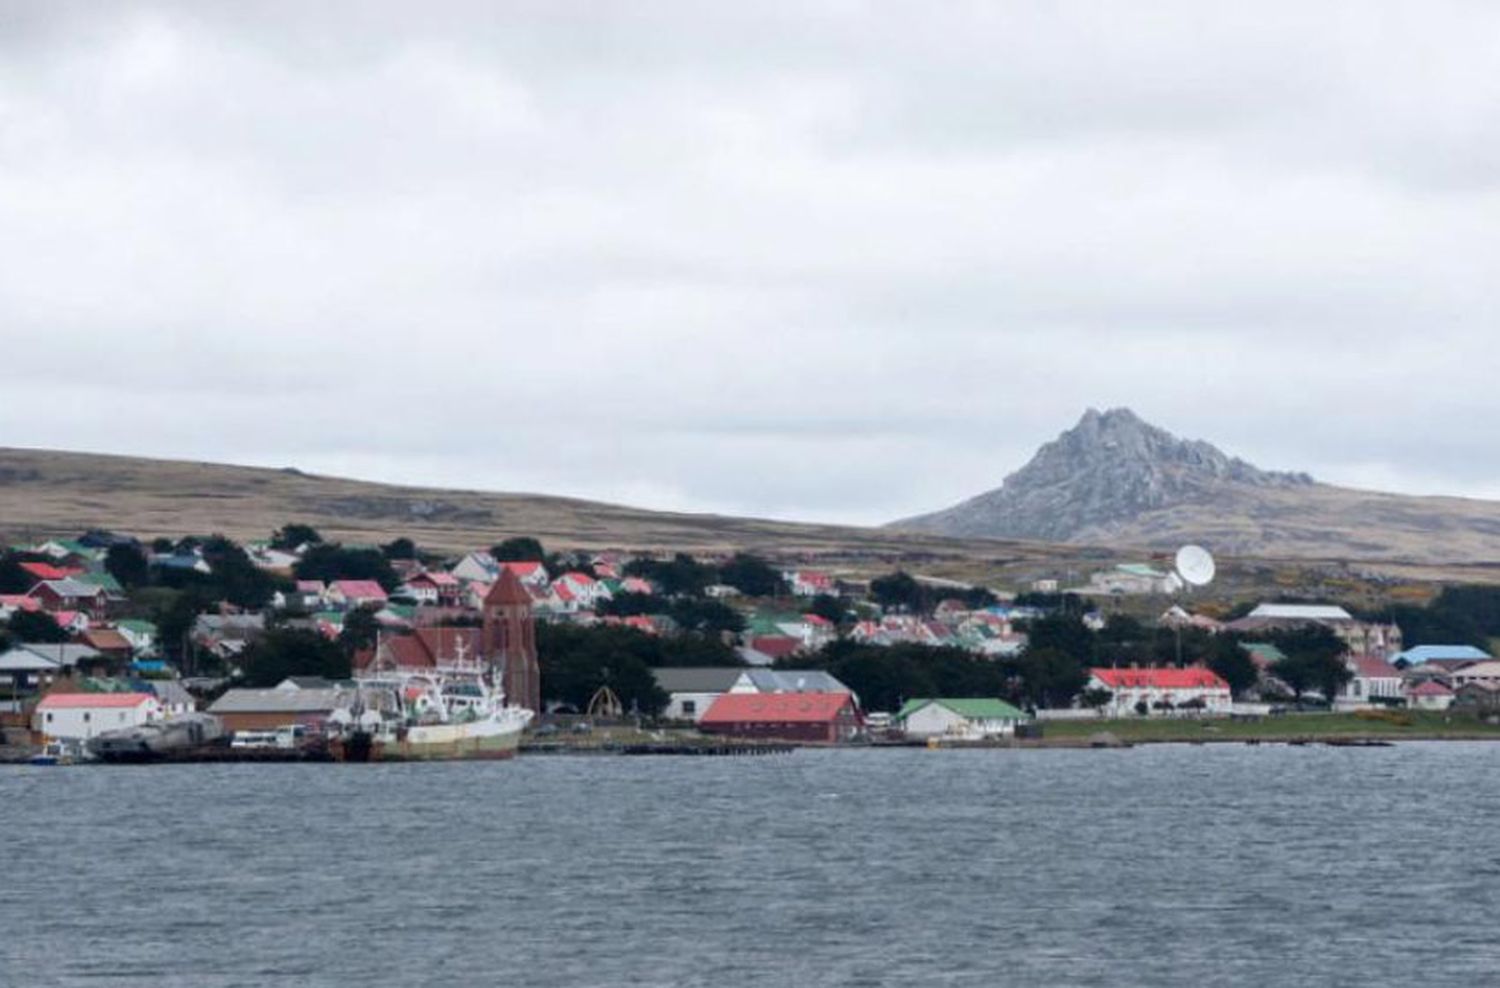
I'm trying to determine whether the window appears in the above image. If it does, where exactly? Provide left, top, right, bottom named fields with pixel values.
left=83, top=712, right=90, bottom=723
left=45, top=712, right=53, bottom=724
left=682, top=700, right=696, bottom=715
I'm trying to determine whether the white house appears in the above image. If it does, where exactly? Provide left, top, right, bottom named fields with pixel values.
left=33, top=692, right=162, bottom=741
left=896, top=698, right=1028, bottom=740
left=1337, top=655, right=1405, bottom=710
left=651, top=667, right=745, bottom=722
left=1086, top=667, right=1233, bottom=716
left=784, top=570, right=834, bottom=598
left=1085, top=564, right=1175, bottom=596
left=555, top=572, right=609, bottom=609
left=1406, top=680, right=1455, bottom=711
left=452, top=551, right=500, bottom=583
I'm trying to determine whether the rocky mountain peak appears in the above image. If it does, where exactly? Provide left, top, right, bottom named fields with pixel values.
left=893, top=408, right=1314, bottom=543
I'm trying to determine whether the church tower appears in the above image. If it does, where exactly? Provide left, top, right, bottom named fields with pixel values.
left=482, top=568, right=541, bottom=715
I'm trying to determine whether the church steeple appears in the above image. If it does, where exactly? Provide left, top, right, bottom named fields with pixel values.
left=482, top=568, right=541, bottom=715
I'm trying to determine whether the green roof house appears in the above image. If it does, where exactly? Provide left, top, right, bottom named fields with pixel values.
left=895, top=698, right=1029, bottom=740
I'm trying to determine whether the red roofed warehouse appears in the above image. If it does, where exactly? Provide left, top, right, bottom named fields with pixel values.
left=699, top=691, right=861, bottom=744
left=1087, top=667, right=1232, bottom=717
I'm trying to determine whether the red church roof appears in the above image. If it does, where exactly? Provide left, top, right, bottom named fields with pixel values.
left=1090, top=667, right=1230, bottom=690
left=701, top=691, right=854, bottom=725
left=485, top=568, right=532, bottom=607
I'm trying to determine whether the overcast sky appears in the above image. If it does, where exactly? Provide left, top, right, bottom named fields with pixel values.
left=3, top=2, right=1499, bottom=525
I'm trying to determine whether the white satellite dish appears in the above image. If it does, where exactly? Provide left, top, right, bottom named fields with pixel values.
left=1174, top=545, right=1216, bottom=587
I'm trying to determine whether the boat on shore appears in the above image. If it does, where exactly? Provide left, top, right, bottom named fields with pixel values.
left=88, top=713, right=227, bottom=764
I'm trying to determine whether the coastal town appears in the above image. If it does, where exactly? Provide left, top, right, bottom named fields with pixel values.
left=4, top=524, right=1500, bottom=763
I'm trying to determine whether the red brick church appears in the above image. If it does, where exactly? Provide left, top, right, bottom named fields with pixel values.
left=482, top=567, right=541, bottom=714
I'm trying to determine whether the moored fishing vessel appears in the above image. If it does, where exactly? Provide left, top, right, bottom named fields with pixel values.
left=329, top=669, right=533, bottom=762
left=333, top=568, right=542, bottom=762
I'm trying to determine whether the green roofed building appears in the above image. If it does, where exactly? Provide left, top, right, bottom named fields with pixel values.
left=895, top=697, right=1028, bottom=740
left=1240, top=643, right=1288, bottom=668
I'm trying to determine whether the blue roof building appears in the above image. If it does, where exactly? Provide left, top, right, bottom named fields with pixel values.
left=1392, top=645, right=1491, bottom=668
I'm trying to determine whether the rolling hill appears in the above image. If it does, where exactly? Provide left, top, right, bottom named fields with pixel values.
left=0, top=446, right=1093, bottom=578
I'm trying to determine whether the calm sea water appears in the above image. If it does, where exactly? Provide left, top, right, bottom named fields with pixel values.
left=2, top=744, right=1498, bottom=987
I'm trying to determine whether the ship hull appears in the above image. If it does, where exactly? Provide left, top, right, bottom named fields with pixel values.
left=333, top=711, right=530, bottom=763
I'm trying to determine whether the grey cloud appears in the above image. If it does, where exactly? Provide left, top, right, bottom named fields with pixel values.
left=2, top=1, right=1499, bottom=526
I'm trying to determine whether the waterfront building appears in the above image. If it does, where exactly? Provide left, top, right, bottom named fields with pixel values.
left=895, top=698, right=1029, bottom=740
left=33, top=692, right=161, bottom=741
left=699, top=691, right=860, bottom=743
left=651, top=667, right=857, bottom=723
left=652, top=667, right=744, bottom=722
left=1086, top=667, right=1232, bottom=716
left=1406, top=680, right=1455, bottom=711
left=1336, top=655, right=1405, bottom=710
left=207, top=687, right=350, bottom=733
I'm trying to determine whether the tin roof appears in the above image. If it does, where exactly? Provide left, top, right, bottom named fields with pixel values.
left=37, top=692, right=154, bottom=709
left=701, top=691, right=853, bottom=724
left=207, top=688, right=348, bottom=713
left=896, top=698, right=1028, bottom=722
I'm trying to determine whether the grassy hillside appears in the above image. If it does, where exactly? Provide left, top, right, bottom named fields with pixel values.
left=0, top=446, right=1097, bottom=576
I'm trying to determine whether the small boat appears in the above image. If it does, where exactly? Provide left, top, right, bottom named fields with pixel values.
left=28, top=739, right=80, bottom=766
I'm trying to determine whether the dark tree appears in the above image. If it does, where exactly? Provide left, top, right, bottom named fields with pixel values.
left=200, top=535, right=278, bottom=608
left=960, top=585, right=999, bottom=609
left=270, top=524, right=323, bottom=551
left=623, top=554, right=712, bottom=597
left=534, top=623, right=674, bottom=715
left=105, top=543, right=150, bottom=590
left=597, top=592, right=658, bottom=618
left=1080, top=686, right=1113, bottom=711
left=6, top=609, right=67, bottom=644
left=294, top=544, right=400, bottom=592
left=1012, top=647, right=1088, bottom=708
left=339, top=607, right=381, bottom=654
left=795, top=640, right=1010, bottom=713
left=238, top=628, right=350, bottom=688
left=143, top=586, right=216, bottom=663
left=1207, top=636, right=1260, bottom=696
left=804, top=594, right=846, bottom=625
left=382, top=537, right=418, bottom=561
left=1024, top=614, right=1095, bottom=665
left=870, top=571, right=929, bottom=613
left=717, top=553, right=785, bottom=597
left=0, top=554, right=35, bottom=594
left=491, top=537, right=546, bottom=562
left=666, top=598, right=746, bottom=636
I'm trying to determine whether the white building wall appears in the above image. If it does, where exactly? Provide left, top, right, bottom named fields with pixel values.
left=35, top=700, right=161, bottom=740
left=903, top=704, right=966, bottom=739
left=663, top=691, right=723, bottom=722
left=902, top=705, right=1018, bottom=739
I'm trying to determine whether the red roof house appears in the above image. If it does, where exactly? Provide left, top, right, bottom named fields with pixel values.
left=699, top=691, right=860, bottom=744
